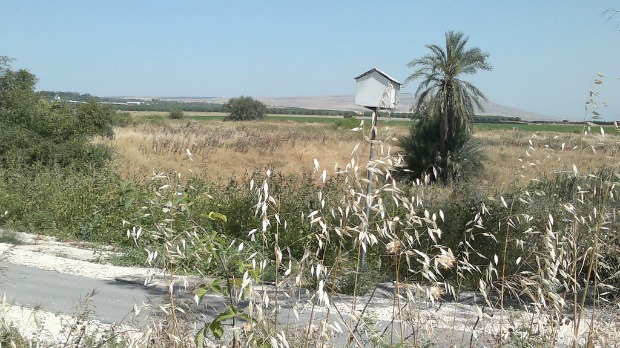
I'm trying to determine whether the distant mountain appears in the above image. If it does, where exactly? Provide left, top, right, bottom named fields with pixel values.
left=117, top=93, right=557, bottom=122
left=254, top=93, right=557, bottom=122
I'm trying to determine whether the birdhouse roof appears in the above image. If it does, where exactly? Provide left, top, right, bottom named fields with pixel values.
left=354, top=68, right=401, bottom=85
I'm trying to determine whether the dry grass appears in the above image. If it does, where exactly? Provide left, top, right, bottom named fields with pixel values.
left=478, top=128, right=620, bottom=194
left=104, top=120, right=619, bottom=193
left=103, top=121, right=401, bottom=184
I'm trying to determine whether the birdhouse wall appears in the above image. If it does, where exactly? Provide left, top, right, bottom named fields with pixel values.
left=354, top=71, right=399, bottom=109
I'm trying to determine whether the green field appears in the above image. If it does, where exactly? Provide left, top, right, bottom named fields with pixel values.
left=189, top=115, right=226, bottom=121
left=143, top=110, right=619, bottom=135
left=188, top=114, right=414, bottom=126
left=475, top=122, right=618, bottom=134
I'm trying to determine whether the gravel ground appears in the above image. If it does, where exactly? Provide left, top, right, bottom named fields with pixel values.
left=1, top=229, right=619, bottom=347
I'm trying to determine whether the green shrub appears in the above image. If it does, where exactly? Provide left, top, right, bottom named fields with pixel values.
left=398, top=116, right=486, bottom=183
left=0, top=71, right=116, bottom=170
left=141, top=114, right=166, bottom=125
left=168, top=109, right=184, bottom=119
left=0, top=230, right=22, bottom=245
left=113, top=111, right=134, bottom=126
left=224, top=96, right=266, bottom=121
left=0, top=166, right=146, bottom=244
left=189, top=172, right=341, bottom=260
left=333, top=116, right=363, bottom=130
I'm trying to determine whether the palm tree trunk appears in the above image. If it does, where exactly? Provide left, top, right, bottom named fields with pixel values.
left=439, top=89, right=449, bottom=166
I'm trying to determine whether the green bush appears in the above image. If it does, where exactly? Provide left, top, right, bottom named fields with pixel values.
left=141, top=114, right=167, bottom=125
left=168, top=109, right=184, bottom=119
left=113, top=111, right=134, bottom=126
left=189, top=172, right=334, bottom=259
left=398, top=116, right=485, bottom=183
left=0, top=67, right=116, bottom=170
left=333, top=116, right=363, bottom=130
left=0, top=167, right=122, bottom=242
left=224, top=96, right=266, bottom=121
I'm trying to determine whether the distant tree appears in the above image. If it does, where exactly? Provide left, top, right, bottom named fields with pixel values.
left=0, top=63, right=115, bottom=170
left=169, top=109, right=184, bottom=119
left=0, top=67, right=40, bottom=128
left=0, top=56, right=14, bottom=74
left=37, top=91, right=97, bottom=102
left=224, top=96, right=266, bottom=121
left=400, top=31, right=491, bottom=182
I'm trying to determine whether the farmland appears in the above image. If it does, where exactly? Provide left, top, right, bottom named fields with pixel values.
left=126, top=110, right=619, bottom=132
left=109, top=114, right=619, bottom=191
left=476, top=121, right=619, bottom=134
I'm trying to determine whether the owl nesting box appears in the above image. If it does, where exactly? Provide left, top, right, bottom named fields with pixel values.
left=354, top=68, right=400, bottom=110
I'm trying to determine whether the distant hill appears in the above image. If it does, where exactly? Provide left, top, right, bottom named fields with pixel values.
left=114, top=93, right=557, bottom=122
left=254, top=93, right=556, bottom=122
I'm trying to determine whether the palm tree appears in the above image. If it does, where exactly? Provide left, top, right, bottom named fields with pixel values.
left=405, top=31, right=492, bottom=172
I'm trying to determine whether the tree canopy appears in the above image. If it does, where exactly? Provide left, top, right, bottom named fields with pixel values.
left=0, top=58, right=115, bottom=170
left=400, top=31, right=491, bottom=182
left=224, top=96, right=267, bottom=121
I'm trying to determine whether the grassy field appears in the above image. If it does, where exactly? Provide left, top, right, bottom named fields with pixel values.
left=127, top=110, right=414, bottom=125
left=128, top=110, right=228, bottom=118
left=105, top=117, right=618, bottom=194
left=104, top=120, right=371, bottom=184
left=476, top=121, right=619, bottom=134
left=104, top=118, right=620, bottom=346
left=127, top=110, right=619, bottom=133
left=4, top=112, right=620, bottom=347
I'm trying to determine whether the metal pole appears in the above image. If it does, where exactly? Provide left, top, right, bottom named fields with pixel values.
left=359, top=107, right=378, bottom=272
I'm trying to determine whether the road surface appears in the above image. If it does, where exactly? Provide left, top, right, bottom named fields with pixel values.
left=0, top=261, right=158, bottom=324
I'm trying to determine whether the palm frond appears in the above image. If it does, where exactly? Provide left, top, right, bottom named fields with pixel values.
left=402, top=30, right=492, bottom=182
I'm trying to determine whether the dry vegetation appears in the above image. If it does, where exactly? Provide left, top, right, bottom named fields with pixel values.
left=104, top=121, right=392, bottom=184
left=119, top=119, right=620, bottom=347
left=105, top=120, right=618, bottom=193
left=6, top=119, right=620, bottom=347
left=478, top=126, right=620, bottom=194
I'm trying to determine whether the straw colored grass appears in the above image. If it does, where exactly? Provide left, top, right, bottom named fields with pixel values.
left=104, top=120, right=618, bottom=192
left=477, top=128, right=620, bottom=194
left=104, top=121, right=396, bottom=184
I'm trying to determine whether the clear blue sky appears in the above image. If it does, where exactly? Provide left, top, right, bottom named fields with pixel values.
left=2, top=1, right=620, bottom=120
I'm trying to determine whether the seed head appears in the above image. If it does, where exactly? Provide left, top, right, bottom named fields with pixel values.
left=385, top=240, right=403, bottom=256
left=436, top=249, right=456, bottom=270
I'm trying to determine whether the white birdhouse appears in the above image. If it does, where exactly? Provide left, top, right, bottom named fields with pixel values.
left=354, top=68, right=400, bottom=110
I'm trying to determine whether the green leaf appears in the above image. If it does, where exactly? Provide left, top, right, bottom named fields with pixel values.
left=195, top=326, right=207, bottom=348
left=207, top=211, right=227, bottom=222
left=193, top=286, right=208, bottom=303
left=215, top=305, right=240, bottom=322
left=209, top=320, right=224, bottom=339
left=238, top=313, right=254, bottom=323
left=210, top=282, right=223, bottom=293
